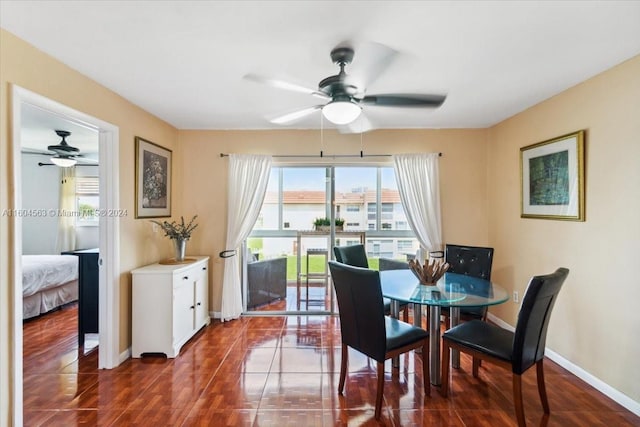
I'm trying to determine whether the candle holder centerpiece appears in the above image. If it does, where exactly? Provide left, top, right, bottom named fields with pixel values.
left=409, top=256, right=450, bottom=285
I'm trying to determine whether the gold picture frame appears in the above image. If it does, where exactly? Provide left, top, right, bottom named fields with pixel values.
left=135, top=136, right=172, bottom=218
left=520, top=130, right=585, bottom=221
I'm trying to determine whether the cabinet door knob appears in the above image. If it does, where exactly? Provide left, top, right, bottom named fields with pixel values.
left=197, top=302, right=201, bottom=306
left=190, top=305, right=195, bottom=310
left=202, top=267, right=207, bottom=271
left=183, top=276, right=189, bottom=280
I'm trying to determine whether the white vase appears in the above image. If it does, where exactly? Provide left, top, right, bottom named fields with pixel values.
left=173, top=238, right=186, bottom=261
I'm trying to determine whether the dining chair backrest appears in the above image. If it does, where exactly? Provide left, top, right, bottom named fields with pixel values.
left=379, top=257, right=410, bottom=271
left=328, top=261, right=386, bottom=362
left=333, top=244, right=369, bottom=268
left=512, top=267, right=569, bottom=374
left=445, top=244, right=494, bottom=280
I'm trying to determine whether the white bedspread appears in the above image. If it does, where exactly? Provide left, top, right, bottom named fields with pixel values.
left=22, top=255, right=79, bottom=297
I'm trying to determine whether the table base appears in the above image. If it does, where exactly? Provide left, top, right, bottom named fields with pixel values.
left=391, top=302, right=460, bottom=386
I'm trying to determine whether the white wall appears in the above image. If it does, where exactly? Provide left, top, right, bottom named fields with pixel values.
left=21, top=153, right=59, bottom=254
left=75, top=225, right=99, bottom=249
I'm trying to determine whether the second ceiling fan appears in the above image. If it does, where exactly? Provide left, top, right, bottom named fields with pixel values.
left=45, top=130, right=96, bottom=167
left=245, top=41, right=447, bottom=132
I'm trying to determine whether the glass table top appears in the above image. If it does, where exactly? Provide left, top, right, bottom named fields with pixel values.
left=379, top=270, right=509, bottom=307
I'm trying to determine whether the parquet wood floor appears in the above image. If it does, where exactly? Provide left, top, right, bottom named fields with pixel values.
left=23, top=302, right=639, bottom=426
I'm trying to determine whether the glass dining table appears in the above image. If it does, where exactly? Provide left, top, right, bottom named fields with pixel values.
left=380, top=269, right=509, bottom=386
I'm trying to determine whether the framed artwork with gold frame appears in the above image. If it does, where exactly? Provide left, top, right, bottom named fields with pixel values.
left=520, top=130, right=585, bottom=221
left=135, top=136, right=172, bottom=218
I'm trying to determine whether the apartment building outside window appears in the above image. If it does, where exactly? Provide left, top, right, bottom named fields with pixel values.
left=249, top=165, right=418, bottom=256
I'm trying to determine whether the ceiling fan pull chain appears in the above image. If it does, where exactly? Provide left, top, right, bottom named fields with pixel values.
left=320, top=112, right=324, bottom=157
left=360, top=120, right=364, bottom=157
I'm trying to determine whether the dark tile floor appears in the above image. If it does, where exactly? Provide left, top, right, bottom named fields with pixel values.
left=23, top=303, right=639, bottom=426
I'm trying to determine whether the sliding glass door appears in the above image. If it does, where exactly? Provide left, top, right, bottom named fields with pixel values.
left=244, top=165, right=418, bottom=314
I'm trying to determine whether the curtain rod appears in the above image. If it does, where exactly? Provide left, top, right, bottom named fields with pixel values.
left=38, top=162, right=98, bottom=167
left=219, top=151, right=442, bottom=158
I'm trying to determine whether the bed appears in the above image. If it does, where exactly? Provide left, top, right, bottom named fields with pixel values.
left=22, top=254, right=79, bottom=319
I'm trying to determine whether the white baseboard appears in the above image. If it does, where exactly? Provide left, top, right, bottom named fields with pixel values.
left=119, top=347, right=131, bottom=365
left=487, top=312, right=514, bottom=331
left=544, top=348, right=640, bottom=417
left=210, top=311, right=221, bottom=319
left=486, top=313, right=640, bottom=417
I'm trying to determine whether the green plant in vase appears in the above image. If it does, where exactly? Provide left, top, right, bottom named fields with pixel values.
left=150, top=215, right=198, bottom=261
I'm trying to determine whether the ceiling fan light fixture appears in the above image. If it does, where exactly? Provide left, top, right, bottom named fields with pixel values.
left=50, top=156, right=77, bottom=167
left=322, top=99, right=362, bottom=125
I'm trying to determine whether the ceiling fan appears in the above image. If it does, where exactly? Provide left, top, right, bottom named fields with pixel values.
left=245, top=41, right=447, bottom=132
left=47, top=130, right=81, bottom=166
left=23, top=130, right=97, bottom=167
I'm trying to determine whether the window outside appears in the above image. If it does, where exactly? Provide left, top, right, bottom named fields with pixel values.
left=246, top=165, right=420, bottom=313
left=76, top=177, right=99, bottom=226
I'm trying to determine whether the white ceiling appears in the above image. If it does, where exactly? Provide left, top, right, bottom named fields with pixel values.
left=19, top=103, right=99, bottom=158
left=2, top=1, right=640, bottom=134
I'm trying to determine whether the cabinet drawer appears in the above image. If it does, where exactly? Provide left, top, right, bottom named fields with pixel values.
left=174, top=271, right=193, bottom=288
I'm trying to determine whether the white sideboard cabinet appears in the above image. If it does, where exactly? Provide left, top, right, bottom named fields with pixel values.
left=131, top=256, right=210, bottom=358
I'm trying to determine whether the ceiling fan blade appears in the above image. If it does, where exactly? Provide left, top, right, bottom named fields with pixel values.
left=361, top=94, right=446, bottom=108
left=269, top=105, right=323, bottom=125
left=75, top=157, right=99, bottom=164
left=343, top=41, right=398, bottom=91
left=244, top=73, right=330, bottom=99
left=21, top=147, right=53, bottom=155
left=340, top=113, right=375, bottom=134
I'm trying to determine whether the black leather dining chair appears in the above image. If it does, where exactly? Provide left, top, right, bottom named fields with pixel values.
left=442, top=244, right=494, bottom=325
left=333, top=244, right=369, bottom=268
left=440, top=267, right=569, bottom=427
left=328, top=261, right=430, bottom=420
left=333, top=244, right=410, bottom=322
left=378, top=257, right=411, bottom=272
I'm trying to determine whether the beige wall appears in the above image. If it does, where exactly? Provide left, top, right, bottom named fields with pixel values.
left=486, top=55, right=640, bottom=402
left=178, top=129, right=489, bottom=311
left=0, top=29, right=181, bottom=425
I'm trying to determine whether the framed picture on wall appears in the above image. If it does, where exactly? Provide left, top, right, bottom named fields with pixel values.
left=135, top=136, right=172, bottom=218
left=520, top=130, right=585, bottom=221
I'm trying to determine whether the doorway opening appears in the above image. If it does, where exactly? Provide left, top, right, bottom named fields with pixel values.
left=20, top=102, right=101, bottom=354
left=10, top=85, right=121, bottom=425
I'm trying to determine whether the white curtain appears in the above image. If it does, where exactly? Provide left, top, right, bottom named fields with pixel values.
left=55, top=166, right=76, bottom=253
left=393, top=153, right=442, bottom=260
left=220, top=154, right=272, bottom=321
